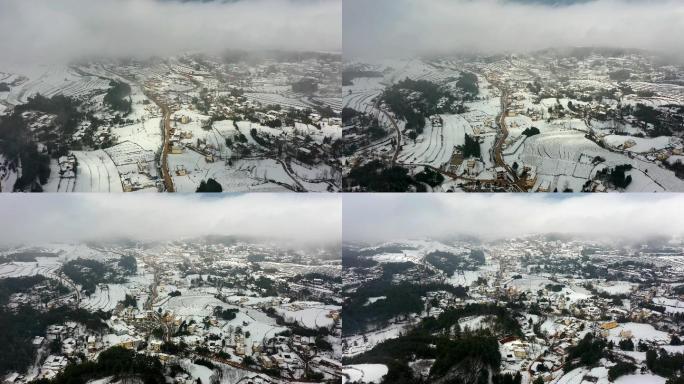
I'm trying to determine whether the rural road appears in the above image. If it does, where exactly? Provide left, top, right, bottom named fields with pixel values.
left=490, top=79, right=526, bottom=192
left=144, top=91, right=175, bottom=192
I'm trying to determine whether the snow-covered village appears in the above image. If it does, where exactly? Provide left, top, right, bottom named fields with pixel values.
left=0, top=239, right=342, bottom=384
left=340, top=194, right=684, bottom=384
left=342, top=50, right=684, bottom=192
left=0, top=52, right=342, bottom=193
left=343, top=234, right=684, bottom=384
left=0, top=194, right=343, bottom=384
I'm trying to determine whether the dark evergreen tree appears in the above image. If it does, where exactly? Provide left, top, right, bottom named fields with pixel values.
left=196, top=178, right=223, bottom=192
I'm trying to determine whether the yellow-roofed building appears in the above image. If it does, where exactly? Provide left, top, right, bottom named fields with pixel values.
left=600, top=321, right=619, bottom=330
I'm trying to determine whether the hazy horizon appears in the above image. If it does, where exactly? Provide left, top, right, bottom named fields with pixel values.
left=343, top=0, right=684, bottom=60
left=0, top=0, right=341, bottom=65
left=343, top=194, right=684, bottom=244
left=0, top=194, right=341, bottom=247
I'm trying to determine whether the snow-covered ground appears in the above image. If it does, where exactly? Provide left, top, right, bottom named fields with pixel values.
left=458, top=315, right=494, bottom=331
left=342, top=364, right=388, bottom=384
left=167, top=111, right=336, bottom=192
left=505, top=130, right=684, bottom=192
left=169, top=154, right=293, bottom=192
left=653, top=297, right=684, bottom=314
left=343, top=322, right=413, bottom=358
left=594, top=281, right=635, bottom=295
left=0, top=65, right=111, bottom=107
left=555, top=366, right=612, bottom=384
left=81, top=284, right=128, bottom=311
left=506, top=275, right=553, bottom=292
left=357, top=239, right=471, bottom=265
left=606, top=322, right=670, bottom=345
left=397, top=114, right=471, bottom=168
left=70, top=150, right=124, bottom=193
left=0, top=261, right=61, bottom=278
left=603, top=135, right=674, bottom=153
left=276, top=301, right=340, bottom=330
left=180, top=359, right=216, bottom=384
left=614, top=374, right=666, bottom=384
left=158, top=290, right=289, bottom=352
left=449, top=269, right=485, bottom=287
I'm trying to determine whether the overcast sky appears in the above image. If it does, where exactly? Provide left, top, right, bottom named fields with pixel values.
left=343, top=194, right=684, bottom=243
left=0, top=0, right=341, bottom=64
left=344, top=0, right=684, bottom=59
left=0, top=194, right=341, bottom=246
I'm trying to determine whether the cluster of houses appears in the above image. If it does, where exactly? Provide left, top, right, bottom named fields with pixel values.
left=6, top=281, right=74, bottom=311
left=147, top=244, right=341, bottom=380
left=9, top=322, right=101, bottom=382
left=132, top=56, right=341, bottom=180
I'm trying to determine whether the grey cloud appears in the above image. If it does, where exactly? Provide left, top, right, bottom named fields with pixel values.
left=342, top=194, right=684, bottom=243
left=0, top=0, right=341, bottom=64
left=343, top=0, right=684, bottom=59
left=0, top=194, right=341, bottom=246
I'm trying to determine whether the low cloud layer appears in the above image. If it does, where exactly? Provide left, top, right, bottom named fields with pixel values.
left=344, top=0, right=684, bottom=59
left=0, top=0, right=341, bottom=64
left=343, top=194, right=684, bottom=243
left=0, top=194, right=341, bottom=246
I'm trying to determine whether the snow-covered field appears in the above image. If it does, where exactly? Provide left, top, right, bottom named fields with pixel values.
left=68, top=150, right=124, bottom=192
left=1, top=244, right=111, bottom=265
left=3, top=65, right=165, bottom=192
left=382, top=59, right=458, bottom=85
left=358, top=239, right=470, bottom=265
left=603, top=135, right=674, bottom=153
left=594, top=281, right=635, bottom=295
left=342, top=364, right=388, bottom=384
left=448, top=270, right=484, bottom=287
left=167, top=111, right=336, bottom=192
left=222, top=306, right=289, bottom=348
left=169, top=154, right=293, bottom=192
left=555, top=367, right=605, bottom=384
left=81, top=284, right=128, bottom=311
left=615, top=374, right=666, bottom=384
left=181, top=360, right=216, bottom=384
left=343, top=322, right=412, bottom=358
left=505, top=130, right=684, bottom=192
left=0, top=245, right=120, bottom=305
left=243, top=92, right=314, bottom=110
left=458, top=315, right=494, bottom=331
left=161, top=293, right=225, bottom=317
left=397, top=114, right=471, bottom=168
left=0, top=261, right=60, bottom=278
left=344, top=89, right=381, bottom=113
left=606, top=322, right=670, bottom=345
left=159, top=291, right=289, bottom=350
left=345, top=57, right=684, bottom=192
left=276, top=301, right=340, bottom=330
left=653, top=297, right=684, bottom=314
left=506, top=275, right=553, bottom=292
left=0, top=65, right=111, bottom=106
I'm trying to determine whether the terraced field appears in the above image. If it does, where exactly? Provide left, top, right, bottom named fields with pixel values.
left=398, top=114, right=470, bottom=168
left=72, top=150, right=124, bottom=192
left=2, top=67, right=111, bottom=105
left=80, top=284, right=127, bottom=311
left=515, top=131, right=684, bottom=192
